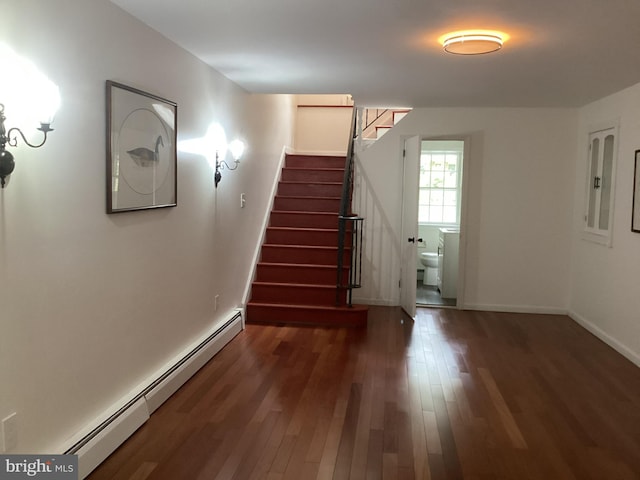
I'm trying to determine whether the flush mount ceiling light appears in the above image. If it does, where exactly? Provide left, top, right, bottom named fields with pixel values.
left=440, top=30, right=506, bottom=55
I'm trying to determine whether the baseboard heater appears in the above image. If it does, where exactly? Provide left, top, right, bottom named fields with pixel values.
left=65, top=310, right=243, bottom=478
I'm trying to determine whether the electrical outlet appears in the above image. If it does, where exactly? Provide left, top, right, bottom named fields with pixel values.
left=214, top=295, right=219, bottom=311
left=2, top=413, right=18, bottom=452
left=240, top=193, right=246, bottom=208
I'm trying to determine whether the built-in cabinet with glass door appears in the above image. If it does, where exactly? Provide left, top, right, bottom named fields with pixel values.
left=584, top=126, right=617, bottom=245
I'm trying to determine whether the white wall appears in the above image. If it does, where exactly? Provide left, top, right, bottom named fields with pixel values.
left=0, top=0, right=294, bottom=453
left=295, top=94, right=353, bottom=106
left=293, top=95, right=353, bottom=154
left=353, top=108, right=577, bottom=312
left=418, top=226, right=442, bottom=254
left=569, top=82, right=640, bottom=365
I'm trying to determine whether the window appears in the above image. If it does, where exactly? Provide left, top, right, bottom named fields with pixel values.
left=584, top=126, right=618, bottom=245
left=419, top=142, right=462, bottom=224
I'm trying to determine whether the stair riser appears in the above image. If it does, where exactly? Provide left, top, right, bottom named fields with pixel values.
left=274, top=197, right=341, bottom=213
left=261, top=246, right=350, bottom=265
left=281, top=168, right=344, bottom=183
left=277, top=182, right=343, bottom=197
left=269, top=212, right=339, bottom=229
left=251, top=284, right=346, bottom=306
left=256, top=264, right=349, bottom=285
left=285, top=155, right=346, bottom=169
left=265, top=229, right=350, bottom=247
left=246, top=304, right=367, bottom=327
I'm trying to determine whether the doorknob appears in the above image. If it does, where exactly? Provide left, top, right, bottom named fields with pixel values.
left=407, top=237, right=424, bottom=243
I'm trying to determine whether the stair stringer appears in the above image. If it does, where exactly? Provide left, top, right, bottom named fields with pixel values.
left=241, top=145, right=292, bottom=324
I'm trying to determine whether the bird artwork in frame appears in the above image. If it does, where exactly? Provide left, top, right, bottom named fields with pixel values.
left=106, top=80, right=177, bottom=213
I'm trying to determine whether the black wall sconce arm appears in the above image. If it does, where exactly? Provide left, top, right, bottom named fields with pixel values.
left=0, top=103, right=54, bottom=188
left=214, top=150, right=240, bottom=188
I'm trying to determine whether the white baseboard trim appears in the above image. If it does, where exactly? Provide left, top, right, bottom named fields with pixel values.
left=144, top=313, right=243, bottom=413
left=66, top=310, right=243, bottom=478
left=76, top=398, right=149, bottom=479
left=351, top=299, right=570, bottom=314
left=568, top=310, right=640, bottom=367
left=352, top=297, right=398, bottom=306
left=461, top=304, right=568, bottom=315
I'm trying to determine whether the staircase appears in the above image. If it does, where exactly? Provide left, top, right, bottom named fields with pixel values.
left=362, top=108, right=411, bottom=139
left=246, top=154, right=368, bottom=327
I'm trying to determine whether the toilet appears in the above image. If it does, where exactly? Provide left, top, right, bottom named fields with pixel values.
left=420, top=252, right=438, bottom=286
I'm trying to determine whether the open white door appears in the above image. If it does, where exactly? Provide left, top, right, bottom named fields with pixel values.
left=400, top=136, right=420, bottom=318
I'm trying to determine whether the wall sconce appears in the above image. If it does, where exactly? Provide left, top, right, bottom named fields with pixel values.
left=0, top=44, right=61, bottom=188
left=214, top=139, right=245, bottom=188
left=0, top=103, right=54, bottom=188
left=176, top=123, right=245, bottom=188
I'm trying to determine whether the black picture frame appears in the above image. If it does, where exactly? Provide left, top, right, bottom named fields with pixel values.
left=106, top=81, right=177, bottom=213
left=633, top=150, right=640, bottom=232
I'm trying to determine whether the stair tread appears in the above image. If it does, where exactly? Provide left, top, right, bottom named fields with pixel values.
left=264, top=244, right=347, bottom=250
left=276, top=195, right=341, bottom=200
left=280, top=181, right=343, bottom=185
left=247, top=302, right=368, bottom=312
left=287, top=154, right=346, bottom=159
left=271, top=210, right=338, bottom=218
left=272, top=210, right=337, bottom=215
left=258, top=262, right=348, bottom=269
left=253, top=282, right=335, bottom=289
left=267, top=226, right=338, bottom=233
left=283, top=167, right=344, bottom=171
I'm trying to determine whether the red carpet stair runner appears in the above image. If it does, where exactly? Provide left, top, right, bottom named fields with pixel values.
left=246, top=154, right=368, bottom=327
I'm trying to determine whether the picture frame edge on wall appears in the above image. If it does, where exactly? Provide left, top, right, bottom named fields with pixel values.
left=106, top=80, right=177, bottom=214
left=632, top=149, right=640, bottom=233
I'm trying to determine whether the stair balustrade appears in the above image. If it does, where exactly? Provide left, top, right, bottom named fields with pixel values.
left=336, top=108, right=364, bottom=307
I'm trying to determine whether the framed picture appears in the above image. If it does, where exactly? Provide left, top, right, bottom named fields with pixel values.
left=633, top=150, right=640, bottom=232
left=106, top=81, right=177, bottom=213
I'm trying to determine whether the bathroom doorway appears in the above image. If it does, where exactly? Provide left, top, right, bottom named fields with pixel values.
left=416, top=139, right=465, bottom=307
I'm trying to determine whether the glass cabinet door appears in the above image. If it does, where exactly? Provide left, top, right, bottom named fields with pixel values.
left=598, top=134, right=615, bottom=230
left=587, top=136, right=599, bottom=229
left=584, top=127, right=617, bottom=245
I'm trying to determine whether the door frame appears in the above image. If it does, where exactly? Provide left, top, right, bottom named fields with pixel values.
left=399, top=134, right=471, bottom=310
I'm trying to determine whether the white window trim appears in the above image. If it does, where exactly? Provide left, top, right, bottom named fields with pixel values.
left=419, top=149, right=463, bottom=226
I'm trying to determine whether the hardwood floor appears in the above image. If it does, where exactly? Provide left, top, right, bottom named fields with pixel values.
left=89, top=307, right=640, bottom=480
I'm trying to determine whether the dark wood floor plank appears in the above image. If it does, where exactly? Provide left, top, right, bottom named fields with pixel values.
left=129, top=462, right=156, bottom=480
left=365, top=429, right=384, bottom=480
left=88, top=306, right=640, bottom=480
left=477, top=367, right=528, bottom=449
left=247, top=412, right=289, bottom=480
left=282, top=420, right=319, bottom=480
left=332, top=383, right=362, bottom=479
left=316, top=409, right=346, bottom=480
left=348, top=367, right=373, bottom=480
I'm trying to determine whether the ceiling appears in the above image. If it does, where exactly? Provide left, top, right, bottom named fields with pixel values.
left=110, top=0, right=640, bottom=108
